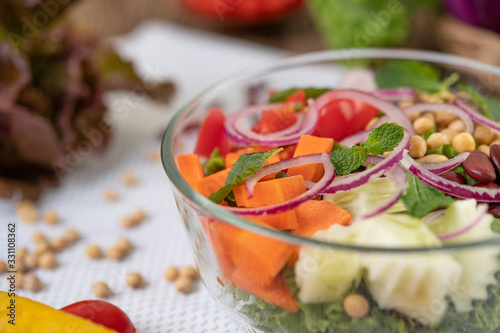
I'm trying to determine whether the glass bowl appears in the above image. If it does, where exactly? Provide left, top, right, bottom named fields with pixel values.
left=161, top=49, right=500, bottom=333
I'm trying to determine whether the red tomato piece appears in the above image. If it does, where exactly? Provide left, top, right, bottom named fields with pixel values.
left=194, top=108, right=231, bottom=158
left=314, top=99, right=379, bottom=141
left=61, top=300, right=136, bottom=333
left=252, top=107, right=297, bottom=134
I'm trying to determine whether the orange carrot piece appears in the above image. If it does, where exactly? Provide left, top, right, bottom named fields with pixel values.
left=292, top=200, right=352, bottom=237
left=207, top=220, right=238, bottom=283
left=232, top=269, right=300, bottom=313
left=196, top=168, right=230, bottom=198
left=247, top=211, right=297, bottom=230
left=287, top=135, right=334, bottom=182
left=176, top=153, right=205, bottom=191
left=233, top=175, right=306, bottom=208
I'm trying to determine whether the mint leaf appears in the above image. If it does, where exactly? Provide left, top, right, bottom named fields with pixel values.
left=269, top=87, right=331, bottom=103
left=492, top=218, right=500, bottom=233
left=361, top=122, right=404, bottom=156
left=203, top=147, right=225, bottom=176
left=208, top=148, right=283, bottom=204
left=330, top=146, right=368, bottom=176
left=401, top=173, right=454, bottom=218
left=375, top=61, right=458, bottom=93
left=458, top=84, right=500, bottom=121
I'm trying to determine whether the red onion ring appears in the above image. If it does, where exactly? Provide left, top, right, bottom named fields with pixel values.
left=224, top=100, right=319, bottom=147
left=421, top=152, right=470, bottom=175
left=437, top=204, right=488, bottom=242
left=455, top=98, right=500, bottom=133
left=371, top=103, right=474, bottom=134
left=318, top=129, right=410, bottom=194
left=226, top=153, right=335, bottom=216
left=372, top=88, right=415, bottom=102
left=316, top=89, right=414, bottom=136
left=401, top=153, right=500, bottom=202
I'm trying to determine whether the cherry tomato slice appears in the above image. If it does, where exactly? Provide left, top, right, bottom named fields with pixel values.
left=194, top=108, right=231, bottom=158
left=61, top=300, right=136, bottom=333
left=314, top=98, right=379, bottom=141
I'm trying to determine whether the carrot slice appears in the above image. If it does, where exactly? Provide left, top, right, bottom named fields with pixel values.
left=287, top=135, right=334, bottom=182
left=232, top=269, right=300, bottom=313
left=176, top=153, right=205, bottom=191
left=207, top=219, right=238, bottom=283
left=196, top=168, right=230, bottom=198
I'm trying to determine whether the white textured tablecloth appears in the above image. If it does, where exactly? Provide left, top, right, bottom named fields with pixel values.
left=0, top=21, right=287, bottom=332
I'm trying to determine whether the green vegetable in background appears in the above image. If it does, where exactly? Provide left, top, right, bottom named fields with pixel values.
left=330, top=122, right=404, bottom=175
left=203, top=148, right=225, bottom=176
left=375, top=61, right=459, bottom=93
left=308, top=0, right=441, bottom=51
left=208, top=148, right=283, bottom=204
left=401, top=173, right=454, bottom=218
left=459, top=84, right=500, bottom=121
left=268, top=87, right=331, bottom=103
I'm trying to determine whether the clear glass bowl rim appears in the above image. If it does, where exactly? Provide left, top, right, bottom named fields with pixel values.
left=161, top=48, right=500, bottom=253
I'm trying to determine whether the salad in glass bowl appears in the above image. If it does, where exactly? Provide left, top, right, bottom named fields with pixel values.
left=161, top=49, right=500, bottom=333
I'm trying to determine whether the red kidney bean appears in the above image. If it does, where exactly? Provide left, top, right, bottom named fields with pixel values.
left=462, top=150, right=497, bottom=184
left=440, top=171, right=467, bottom=185
left=473, top=182, right=500, bottom=189
left=488, top=204, right=500, bottom=218
left=490, top=145, right=500, bottom=175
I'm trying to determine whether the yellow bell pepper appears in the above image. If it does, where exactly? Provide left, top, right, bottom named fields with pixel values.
left=0, top=291, right=117, bottom=332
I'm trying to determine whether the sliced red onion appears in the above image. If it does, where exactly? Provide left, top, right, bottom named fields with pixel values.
left=354, top=164, right=408, bottom=220
left=372, top=88, right=415, bottom=102
left=437, top=204, right=488, bottom=241
left=421, top=209, right=446, bottom=225
left=371, top=102, right=474, bottom=133
left=319, top=129, right=410, bottom=194
left=316, top=89, right=414, bottom=136
left=455, top=98, right=500, bottom=133
left=226, top=153, right=335, bottom=216
left=339, top=130, right=370, bottom=147
left=224, top=99, right=319, bottom=147
left=421, top=152, right=470, bottom=175
left=401, top=153, right=500, bottom=202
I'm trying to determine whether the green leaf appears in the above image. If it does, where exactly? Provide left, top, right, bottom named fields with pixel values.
left=458, top=84, right=500, bottom=121
left=208, top=148, right=283, bottom=204
left=268, top=87, right=331, bottom=103
left=452, top=165, right=480, bottom=186
left=421, top=123, right=436, bottom=141
left=203, top=147, right=225, bottom=176
left=361, top=122, right=404, bottom=156
left=375, top=61, right=458, bottom=93
left=492, top=218, right=500, bottom=233
left=330, top=146, right=368, bottom=176
left=426, top=144, right=459, bottom=159
left=401, top=173, right=454, bottom=218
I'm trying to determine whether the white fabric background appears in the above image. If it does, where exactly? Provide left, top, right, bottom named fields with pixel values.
left=0, top=21, right=287, bottom=332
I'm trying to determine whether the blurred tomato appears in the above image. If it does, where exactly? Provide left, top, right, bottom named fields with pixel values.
left=194, top=108, right=231, bottom=158
left=180, top=0, right=304, bottom=23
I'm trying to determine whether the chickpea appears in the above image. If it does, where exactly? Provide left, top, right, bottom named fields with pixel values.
left=148, top=150, right=160, bottom=162
left=85, top=245, right=103, bottom=260
left=15, top=273, right=23, bottom=289
left=434, top=111, right=457, bottom=127
left=452, top=132, right=476, bottom=153
left=364, top=117, right=379, bottom=130
left=32, top=232, right=47, bottom=244
left=413, top=117, right=434, bottom=135
left=50, top=237, right=67, bottom=252
left=474, top=125, right=495, bottom=145
left=477, top=144, right=490, bottom=157
left=16, top=248, right=28, bottom=261
left=343, top=294, right=370, bottom=319
left=448, top=119, right=466, bottom=133
left=35, top=241, right=51, bottom=254
left=421, top=112, right=435, bottom=122
left=103, top=189, right=117, bottom=201
left=132, top=209, right=147, bottom=222
left=121, top=172, right=137, bottom=186
left=115, top=238, right=133, bottom=253
left=439, top=90, right=456, bottom=103
left=440, top=128, right=458, bottom=141
left=107, top=247, right=126, bottom=261
left=93, top=282, right=112, bottom=298
left=63, top=228, right=80, bottom=243
left=179, top=266, right=198, bottom=281
left=126, top=273, right=143, bottom=289
left=397, top=100, right=414, bottom=109
left=43, top=210, right=59, bottom=225
left=164, top=266, right=179, bottom=282
left=0, top=261, right=7, bottom=274
left=38, top=252, right=56, bottom=269
left=17, top=200, right=38, bottom=223
left=416, top=154, right=448, bottom=163
left=121, top=217, right=139, bottom=228
left=24, top=252, right=38, bottom=270
left=426, top=133, right=450, bottom=150
left=175, top=276, right=194, bottom=294
left=15, top=260, right=26, bottom=273
left=23, top=273, right=42, bottom=292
